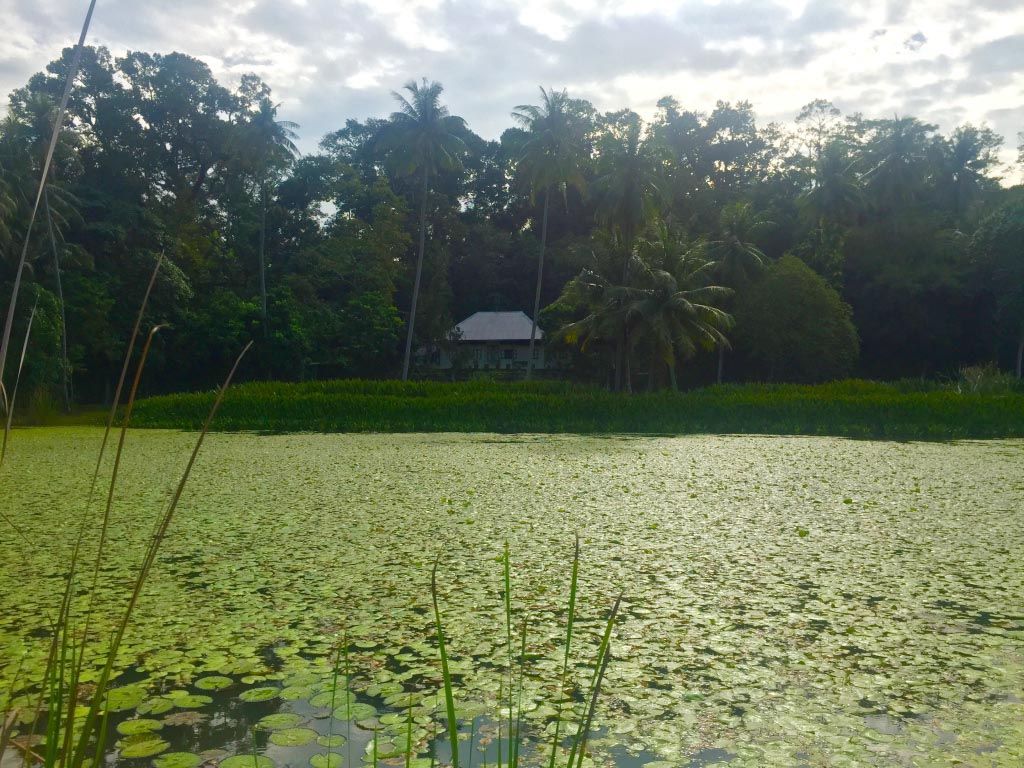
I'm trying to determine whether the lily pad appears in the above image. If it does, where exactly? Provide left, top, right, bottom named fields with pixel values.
left=310, top=690, right=353, bottom=709
left=137, top=698, right=175, bottom=716
left=194, top=676, right=233, bottom=691
left=117, top=719, right=164, bottom=736
left=278, top=686, right=313, bottom=701
left=220, top=757, right=275, bottom=768
left=153, top=753, right=202, bottom=768
left=256, top=713, right=304, bottom=730
left=119, top=735, right=170, bottom=758
left=172, top=695, right=212, bottom=709
left=315, top=735, right=346, bottom=748
left=267, top=728, right=319, bottom=747
left=334, top=703, right=376, bottom=721
left=310, top=754, right=343, bottom=768
left=239, top=687, right=279, bottom=703
left=106, top=686, right=148, bottom=712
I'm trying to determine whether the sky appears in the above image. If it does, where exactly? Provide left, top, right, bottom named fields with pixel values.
left=1, top=0, right=1023, bottom=180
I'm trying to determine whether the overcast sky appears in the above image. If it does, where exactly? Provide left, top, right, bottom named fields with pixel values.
left=2, top=0, right=1022, bottom=180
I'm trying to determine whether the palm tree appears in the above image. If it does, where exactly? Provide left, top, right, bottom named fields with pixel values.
left=863, top=116, right=933, bottom=231
left=512, top=87, right=586, bottom=379
left=939, top=125, right=999, bottom=226
left=799, top=140, right=863, bottom=282
left=632, top=229, right=733, bottom=390
left=379, top=79, right=467, bottom=380
left=701, top=202, right=772, bottom=382
left=245, top=98, right=299, bottom=328
left=591, top=115, right=661, bottom=390
left=555, top=230, right=732, bottom=392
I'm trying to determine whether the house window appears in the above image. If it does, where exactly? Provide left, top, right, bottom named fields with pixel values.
left=503, top=349, right=515, bottom=360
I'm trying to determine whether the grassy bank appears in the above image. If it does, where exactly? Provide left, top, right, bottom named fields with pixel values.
left=127, top=379, right=1024, bottom=439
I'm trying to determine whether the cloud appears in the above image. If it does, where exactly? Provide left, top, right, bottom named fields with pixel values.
left=0, top=0, right=1022, bottom=180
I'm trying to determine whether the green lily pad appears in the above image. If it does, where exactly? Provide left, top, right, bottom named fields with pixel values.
left=316, top=735, right=346, bottom=747
left=239, top=687, right=279, bottom=703
left=268, top=728, right=319, bottom=747
left=256, top=713, right=304, bottom=730
left=194, top=676, right=233, bottom=691
left=279, top=686, right=313, bottom=701
left=137, top=698, right=174, bottom=716
left=106, top=686, right=148, bottom=712
left=334, top=703, right=376, bottom=721
left=220, top=757, right=275, bottom=768
left=172, top=695, right=212, bottom=709
left=119, top=736, right=170, bottom=758
left=310, top=754, right=343, bottom=768
left=117, top=719, right=164, bottom=736
left=310, top=690, right=353, bottom=708
left=153, top=753, right=202, bottom=768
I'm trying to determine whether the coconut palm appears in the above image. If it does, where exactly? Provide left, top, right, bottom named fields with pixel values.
left=701, top=202, right=773, bottom=382
left=938, top=125, right=1000, bottom=226
left=862, top=116, right=933, bottom=230
left=590, top=115, right=661, bottom=389
left=512, top=87, right=586, bottom=379
left=379, top=79, right=467, bottom=380
left=799, top=141, right=863, bottom=282
left=245, top=97, right=299, bottom=327
left=631, top=230, right=733, bottom=390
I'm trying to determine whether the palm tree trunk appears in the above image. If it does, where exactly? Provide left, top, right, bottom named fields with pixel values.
left=258, top=179, right=268, bottom=330
left=613, top=336, right=623, bottom=392
left=624, top=334, right=632, bottom=394
left=526, top=188, right=549, bottom=381
left=402, top=166, right=430, bottom=381
left=1016, top=333, right=1023, bottom=379
left=648, top=349, right=658, bottom=392
left=44, top=188, right=71, bottom=411
left=717, top=345, right=725, bottom=384
left=668, top=362, right=678, bottom=392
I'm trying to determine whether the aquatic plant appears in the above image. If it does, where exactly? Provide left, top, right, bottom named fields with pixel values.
left=130, top=379, right=1024, bottom=440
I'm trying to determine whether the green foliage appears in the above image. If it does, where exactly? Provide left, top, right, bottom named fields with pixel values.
left=735, top=255, right=859, bottom=382
left=129, top=379, right=1024, bottom=439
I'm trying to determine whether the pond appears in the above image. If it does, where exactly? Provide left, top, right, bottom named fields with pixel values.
left=0, top=429, right=1022, bottom=767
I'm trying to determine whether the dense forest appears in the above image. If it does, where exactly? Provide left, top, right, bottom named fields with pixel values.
left=1, top=45, right=1023, bottom=407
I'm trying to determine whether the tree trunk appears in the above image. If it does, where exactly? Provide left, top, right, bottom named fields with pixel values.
left=668, top=362, right=678, bottom=392
left=259, top=179, right=268, bottom=329
left=613, top=336, right=623, bottom=392
left=526, top=188, right=549, bottom=381
left=401, top=166, right=430, bottom=381
left=648, top=349, right=658, bottom=392
left=44, top=188, right=72, bottom=411
left=717, top=345, right=725, bottom=384
left=624, top=335, right=632, bottom=394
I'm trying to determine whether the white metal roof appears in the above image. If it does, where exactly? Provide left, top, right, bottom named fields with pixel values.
left=453, top=311, right=542, bottom=342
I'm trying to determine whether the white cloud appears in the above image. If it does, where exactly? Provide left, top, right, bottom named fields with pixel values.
left=1, top=0, right=1022, bottom=179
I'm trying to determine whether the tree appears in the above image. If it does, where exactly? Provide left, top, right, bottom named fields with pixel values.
left=799, top=140, right=863, bottom=283
left=936, top=124, right=1001, bottom=226
left=511, top=87, right=586, bottom=379
left=734, top=255, right=859, bottom=382
left=971, top=199, right=1024, bottom=376
left=632, top=225, right=732, bottom=389
left=378, top=79, right=467, bottom=380
left=701, top=202, right=773, bottom=382
left=241, top=88, right=299, bottom=330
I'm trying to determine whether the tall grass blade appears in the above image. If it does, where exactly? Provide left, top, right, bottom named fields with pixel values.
left=430, top=554, right=460, bottom=768
left=503, top=542, right=512, bottom=768
left=0, top=0, right=98, bottom=392
left=509, top=620, right=527, bottom=768
left=568, top=593, right=622, bottom=768
left=69, top=340, right=253, bottom=768
left=43, top=187, right=72, bottom=410
left=1, top=294, right=38, bottom=468
left=547, top=536, right=579, bottom=768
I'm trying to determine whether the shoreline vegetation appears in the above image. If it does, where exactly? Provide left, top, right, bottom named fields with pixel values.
left=98, top=379, right=1024, bottom=440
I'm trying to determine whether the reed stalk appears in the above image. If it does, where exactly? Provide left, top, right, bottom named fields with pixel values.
left=430, top=554, right=460, bottom=768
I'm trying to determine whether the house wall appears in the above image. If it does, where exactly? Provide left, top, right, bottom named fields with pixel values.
left=433, top=342, right=560, bottom=371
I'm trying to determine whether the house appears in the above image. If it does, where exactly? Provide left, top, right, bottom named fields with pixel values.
left=430, top=311, right=560, bottom=371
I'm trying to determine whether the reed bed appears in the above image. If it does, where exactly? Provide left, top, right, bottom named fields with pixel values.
left=129, top=379, right=1024, bottom=440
